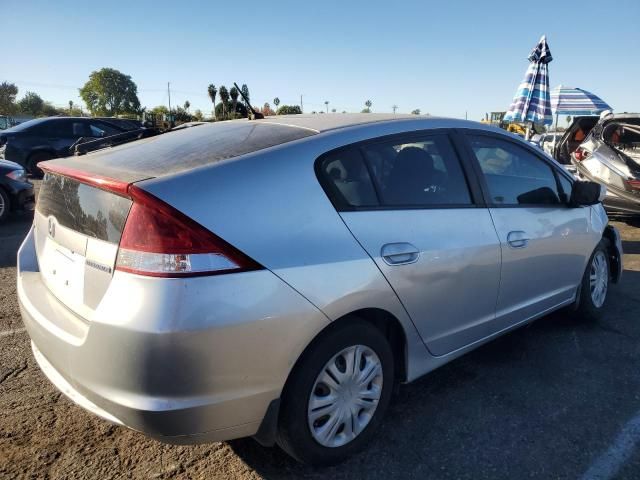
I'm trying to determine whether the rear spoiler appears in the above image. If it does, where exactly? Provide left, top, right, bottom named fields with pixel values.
left=70, top=128, right=159, bottom=156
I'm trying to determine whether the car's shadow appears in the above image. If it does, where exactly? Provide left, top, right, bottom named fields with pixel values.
left=228, top=270, right=640, bottom=479
left=0, top=211, right=33, bottom=268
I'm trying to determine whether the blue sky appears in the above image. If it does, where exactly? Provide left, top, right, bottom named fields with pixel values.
left=3, top=0, right=640, bottom=121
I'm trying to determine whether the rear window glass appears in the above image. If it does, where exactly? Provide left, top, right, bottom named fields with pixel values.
left=37, top=173, right=132, bottom=243
left=72, top=122, right=317, bottom=179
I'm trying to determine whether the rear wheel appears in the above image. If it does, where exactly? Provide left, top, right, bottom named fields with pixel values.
left=0, top=188, right=9, bottom=223
left=27, top=152, right=52, bottom=178
left=572, top=240, right=610, bottom=320
left=276, top=320, right=394, bottom=465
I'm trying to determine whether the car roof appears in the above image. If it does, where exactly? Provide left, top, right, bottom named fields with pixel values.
left=45, top=114, right=517, bottom=183
left=256, top=113, right=418, bottom=133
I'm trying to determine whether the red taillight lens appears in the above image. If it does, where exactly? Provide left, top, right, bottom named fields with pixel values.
left=39, top=163, right=262, bottom=278
left=573, top=147, right=590, bottom=162
left=116, top=186, right=262, bottom=277
left=628, top=179, right=640, bottom=191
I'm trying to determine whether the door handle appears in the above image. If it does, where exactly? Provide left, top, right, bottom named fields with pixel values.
left=381, top=243, right=420, bottom=265
left=507, top=231, right=529, bottom=249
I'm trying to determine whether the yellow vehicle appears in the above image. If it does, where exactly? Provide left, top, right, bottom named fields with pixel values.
left=480, top=111, right=527, bottom=136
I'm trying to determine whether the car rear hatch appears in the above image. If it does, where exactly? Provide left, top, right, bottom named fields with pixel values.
left=34, top=169, right=134, bottom=318
left=554, top=116, right=599, bottom=164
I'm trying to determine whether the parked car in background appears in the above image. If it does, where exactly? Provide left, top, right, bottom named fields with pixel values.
left=540, top=132, right=563, bottom=156
left=0, top=117, right=128, bottom=176
left=0, top=115, right=16, bottom=130
left=18, top=115, right=622, bottom=466
left=0, top=159, right=34, bottom=223
left=95, top=117, right=145, bottom=131
left=553, top=116, right=600, bottom=165
left=571, top=113, right=640, bottom=216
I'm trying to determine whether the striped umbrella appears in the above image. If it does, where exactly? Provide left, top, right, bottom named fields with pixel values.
left=550, top=85, right=611, bottom=116
left=504, top=35, right=553, bottom=127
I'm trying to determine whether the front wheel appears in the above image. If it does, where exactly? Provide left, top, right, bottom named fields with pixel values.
left=276, top=320, right=394, bottom=465
left=572, top=240, right=610, bottom=320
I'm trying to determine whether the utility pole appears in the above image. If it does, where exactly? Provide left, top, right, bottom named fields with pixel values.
left=392, top=105, right=398, bottom=114
left=167, top=82, right=172, bottom=112
left=300, top=94, right=303, bottom=113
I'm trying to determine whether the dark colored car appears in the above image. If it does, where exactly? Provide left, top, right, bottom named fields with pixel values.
left=0, top=159, right=34, bottom=223
left=0, top=117, right=128, bottom=175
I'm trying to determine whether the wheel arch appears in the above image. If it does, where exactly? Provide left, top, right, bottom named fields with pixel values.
left=254, top=307, right=408, bottom=447
left=602, top=225, right=622, bottom=283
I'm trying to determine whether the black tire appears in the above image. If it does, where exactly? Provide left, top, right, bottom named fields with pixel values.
left=571, top=239, right=610, bottom=321
left=27, top=151, right=52, bottom=178
left=276, top=320, right=394, bottom=466
left=0, top=188, right=9, bottom=223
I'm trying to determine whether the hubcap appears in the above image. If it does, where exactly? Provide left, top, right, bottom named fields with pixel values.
left=590, top=250, right=608, bottom=308
left=307, top=345, right=383, bottom=448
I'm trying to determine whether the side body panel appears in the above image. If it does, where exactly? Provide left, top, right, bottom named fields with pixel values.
left=488, top=206, right=595, bottom=329
left=341, top=209, right=501, bottom=356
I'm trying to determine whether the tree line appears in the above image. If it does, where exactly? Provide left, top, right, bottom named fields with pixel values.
left=1, top=68, right=422, bottom=120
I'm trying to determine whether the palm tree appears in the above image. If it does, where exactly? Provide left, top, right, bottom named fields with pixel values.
left=241, top=84, right=250, bottom=107
left=273, top=97, right=280, bottom=114
left=331, top=108, right=336, bottom=113
left=68, top=100, right=73, bottom=114
left=365, top=100, right=372, bottom=112
left=324, top=100, right=329, bottom=113
left=229, top=86, right=239, bottom=119
left=207, top=84, right=217, bottom=120
left=219, top=86, right=230, bottom=120
left=184, top=100, right=190, bottom=113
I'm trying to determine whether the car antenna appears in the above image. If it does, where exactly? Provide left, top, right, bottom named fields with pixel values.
left=234, top=82, right=264, bottom=120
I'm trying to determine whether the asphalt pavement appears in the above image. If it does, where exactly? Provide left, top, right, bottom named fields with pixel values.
left=1, top=201, right=639, bottom=479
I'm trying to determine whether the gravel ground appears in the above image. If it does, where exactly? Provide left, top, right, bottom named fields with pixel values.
left=1, top=195, right=640, bottom=479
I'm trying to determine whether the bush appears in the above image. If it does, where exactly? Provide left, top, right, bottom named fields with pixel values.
left=276, top=105, right=302, bottom=115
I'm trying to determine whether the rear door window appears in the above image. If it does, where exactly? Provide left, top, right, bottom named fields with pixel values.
left=467, top=134, right=561, bottom=205
left=361, top=134, right=472, bottom=206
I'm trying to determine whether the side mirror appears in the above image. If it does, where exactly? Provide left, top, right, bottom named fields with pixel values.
left=570, top=181, right=606, bottom=206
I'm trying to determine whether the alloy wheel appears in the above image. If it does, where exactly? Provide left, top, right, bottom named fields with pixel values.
left=590, top=250, right=608, bottom=308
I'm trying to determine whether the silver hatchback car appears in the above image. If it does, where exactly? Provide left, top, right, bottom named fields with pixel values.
left=18, top=114, right=623, bottom=465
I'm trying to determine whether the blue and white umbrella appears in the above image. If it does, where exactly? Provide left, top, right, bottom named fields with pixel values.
left=550, top=85, right=611, bottom=116
left=504, top=35, right=553, bottom=126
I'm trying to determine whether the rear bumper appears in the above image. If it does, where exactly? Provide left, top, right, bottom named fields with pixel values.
left=18, top=226, right=329, bottom=444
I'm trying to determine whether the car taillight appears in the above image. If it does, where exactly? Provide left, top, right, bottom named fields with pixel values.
left=573, top=147, right=590, bottom=162
left=116, top=185, right=262, bottom=277
left=38, top=163, right=262, bottom=278
left=628, top=179, right=640, bottom=192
